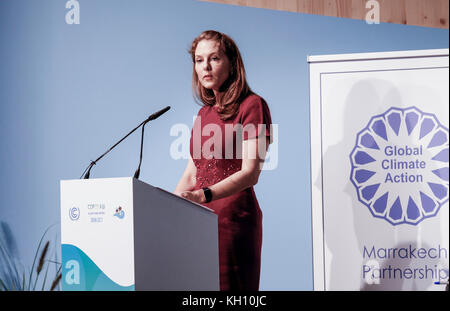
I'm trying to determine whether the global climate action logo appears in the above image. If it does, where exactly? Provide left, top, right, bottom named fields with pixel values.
left=350, top=107, right=449, bottom=225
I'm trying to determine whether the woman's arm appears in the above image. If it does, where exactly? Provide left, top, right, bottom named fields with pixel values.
left=174, top=156, right=197, bottom=196
left=180, top=137, right=269, bottom=203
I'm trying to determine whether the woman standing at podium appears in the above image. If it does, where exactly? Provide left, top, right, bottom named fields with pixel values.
left=174, top=30, right=272, bottom=291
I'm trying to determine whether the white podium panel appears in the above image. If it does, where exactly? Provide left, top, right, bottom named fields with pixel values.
left=309, top=49, right=449, bottom=291
left=60, top=177, right=219, bottom=291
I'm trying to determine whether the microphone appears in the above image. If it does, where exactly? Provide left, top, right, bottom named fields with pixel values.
left=80, top=106, right=171, bottom=179
left=146, top=106, right=171, bottom=122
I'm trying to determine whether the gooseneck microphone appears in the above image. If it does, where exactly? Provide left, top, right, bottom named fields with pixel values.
left=80, top=106, right=171, bottom=179
left=146, top=106, right=171, bottom=122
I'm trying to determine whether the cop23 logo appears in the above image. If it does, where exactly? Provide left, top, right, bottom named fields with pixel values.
left=350, top=107, right=449, bottom=226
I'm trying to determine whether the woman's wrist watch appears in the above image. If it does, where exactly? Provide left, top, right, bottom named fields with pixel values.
left=202, top=187, right=213, bottom=203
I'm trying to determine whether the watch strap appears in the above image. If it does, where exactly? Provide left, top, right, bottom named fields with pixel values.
left=202, top=187, right=213, bottom=203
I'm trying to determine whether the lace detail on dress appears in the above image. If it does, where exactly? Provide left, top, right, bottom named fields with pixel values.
left=194, top=158, right=241, bottom=188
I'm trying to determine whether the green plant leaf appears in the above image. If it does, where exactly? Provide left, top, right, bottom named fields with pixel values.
left=28, top=224, right=57, bottom=290
left=0, top=278, right=7, bottom=291
left=0, top=222, right=19, bottom=259
left=0, top=222, right=61, bottom=291
left=0, top=242, right=21, bottom=290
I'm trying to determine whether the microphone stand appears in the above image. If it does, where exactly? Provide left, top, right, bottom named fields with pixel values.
left=133, top=120, right=148, bottom=180
left=80, top=106, right=170, bottom=179
left=80, top=118, right=148, bottom=179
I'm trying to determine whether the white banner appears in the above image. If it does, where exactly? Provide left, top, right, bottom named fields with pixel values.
left=309, top=49, right=449, bottom=290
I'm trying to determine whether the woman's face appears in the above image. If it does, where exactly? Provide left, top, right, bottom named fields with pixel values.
left=194, top=39, right=231, bottom=94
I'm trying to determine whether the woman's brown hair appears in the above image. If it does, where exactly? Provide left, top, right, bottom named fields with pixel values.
left=189, top=30, right=253, bottom=120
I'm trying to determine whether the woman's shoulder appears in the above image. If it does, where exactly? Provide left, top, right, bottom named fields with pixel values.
left=196, top=104, right=210, bottom=115
left=241, top=93, right=263, bottom=105
left=239, top=93, right=270, bottom=114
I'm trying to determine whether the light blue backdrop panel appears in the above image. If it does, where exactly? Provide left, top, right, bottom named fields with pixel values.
left=0, top=0, right=448, bottom=290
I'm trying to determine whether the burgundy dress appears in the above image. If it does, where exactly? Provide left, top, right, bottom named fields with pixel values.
left=189, top=94, right=272, bottom=291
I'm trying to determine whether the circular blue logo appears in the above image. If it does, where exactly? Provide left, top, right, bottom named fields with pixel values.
left=350, top=107, right=449, bottom=225
left=69, top=207, right=80, bottom=221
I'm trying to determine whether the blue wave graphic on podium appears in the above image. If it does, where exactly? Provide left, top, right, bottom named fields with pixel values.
left=62, top=244, right=134, bottom=291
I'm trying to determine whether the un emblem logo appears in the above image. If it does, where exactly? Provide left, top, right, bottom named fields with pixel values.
left=69, top=207, right=80, bottom=221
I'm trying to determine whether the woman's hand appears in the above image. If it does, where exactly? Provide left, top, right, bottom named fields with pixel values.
left=179, top=189, right=206, bottom=204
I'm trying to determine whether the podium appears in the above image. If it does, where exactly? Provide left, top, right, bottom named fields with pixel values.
left=60, top=177, right=219, bottom=291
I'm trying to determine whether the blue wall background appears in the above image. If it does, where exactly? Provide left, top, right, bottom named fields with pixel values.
left=0, top=0, right=448, bottom=290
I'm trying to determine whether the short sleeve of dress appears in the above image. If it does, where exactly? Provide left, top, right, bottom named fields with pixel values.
left=239, top=95, right=273, bottom=143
